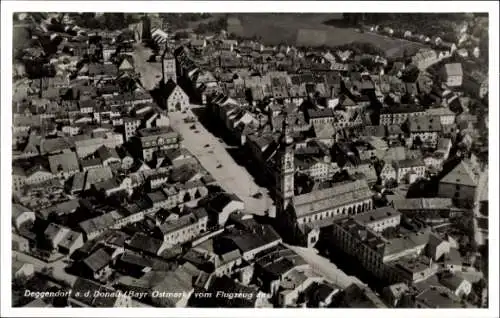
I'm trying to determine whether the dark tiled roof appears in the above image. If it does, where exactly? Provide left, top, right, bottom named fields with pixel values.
left=82, top=248, right=112, bottom=272
left=88, top=63, right=118, bottom=77
left=128, top=232, right=164, bottom=255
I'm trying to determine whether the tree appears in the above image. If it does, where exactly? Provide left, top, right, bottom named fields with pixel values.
left=103, top=13, right=126, bottom=31
left=194, top=17, right=227, bottom=34
left=359, top=57, right=379, bottom=72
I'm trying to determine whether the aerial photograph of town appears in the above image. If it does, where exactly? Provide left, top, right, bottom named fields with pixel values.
left=8, top=11, right=491, bottom=310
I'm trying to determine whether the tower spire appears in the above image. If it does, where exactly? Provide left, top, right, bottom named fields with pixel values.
left=273, top=104, right=295, bottom=218
left=280, top=105, right=293, bottom=147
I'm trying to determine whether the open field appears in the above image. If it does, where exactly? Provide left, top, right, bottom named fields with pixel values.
left=228, top=13, right=426, bottom=58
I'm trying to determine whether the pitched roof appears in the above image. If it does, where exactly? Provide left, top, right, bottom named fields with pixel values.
left=426, top=107, right=455, bottom=117
left=151, top=270, right=194, bottom=306
left=84, top=166, right=114, bottom=189
left=220, top=249, right=242, bottom=265
left=81, top=158, right=102, bottom=168
left=381, top=104, right=425, bottom=114
left=58, top=229, right=83, bottom=251
left=293, top=180, right=372, bottom=217
left=88, top=63, right=118, bottom=76
left=391, top=198, right=454, bottom=211
left=79, top=210, right=122, bottom=234
left=118, top=55, right=134, bottom=70
left=25, top=163, right=52, bottom=177
left=204, top=192, right=243, bottom=212
left=128, top=232, right=164, bottom=255
left=307, top=108, right=335, bottom=119
left=314, top=123, right=336, bottom=139
left=415, top=286, right=462, bottom=308
left=222, top=224, right=281, bottom=254
left=353, top=207, right=401, bottom=226
left=409, top=116, right=442, bottom=132
left=444, top=63, right=463, bottom=77
left=12, top=203, right=32, bottom=220
left=363, top=125, right=386, bottom=138
left=39, top=199, right=81, bottom=219
left=40, top=137, right=74, bottom=155
left=440, top=274, right=467, bottom=291
left=384, top=229, right=431, bottom=257
left=440, top=160, right=478, bottom=187
left=96, top=145, right=119, bottom=162
left=393, top=158, right=425, bottom=169
left=48, top=151, right=79, bottom=174
left=82, top=248, right=112, bottom=272
left=158, top=212, right=203, bottom=235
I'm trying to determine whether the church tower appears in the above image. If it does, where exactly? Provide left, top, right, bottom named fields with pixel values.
left=274, top=109, right=295, bottom=216
left=141, top=14, right=152, bottom=41
left=162, top=46, right=177, bottom=84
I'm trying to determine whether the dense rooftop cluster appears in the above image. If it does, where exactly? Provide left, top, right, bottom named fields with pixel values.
left=11, top=12, right=488, bottom=309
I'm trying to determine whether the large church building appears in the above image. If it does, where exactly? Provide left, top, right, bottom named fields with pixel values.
left=272, top=108, right=374, bottom=246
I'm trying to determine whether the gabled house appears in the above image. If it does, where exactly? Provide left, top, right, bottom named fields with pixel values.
left=438, top=159, right=479, bottom=203
left=201, top=192, right=245, bottom=227
left=392, top=158, right=426, bottom=184
left=12, top=204, right=36, bottom=231
left=441, top=63, right=463, bottom=87
left=12, top=257, right=35, bottom=280
left=48, top=151, right=80, bottom=180
left=408, top=116, right=442, bottom=148
left=79, top=247, right=114, bottom=281
left=43, top=222, right=84, bottom=255
left=127, top=232, right=170, bottom=256
left=118, top=55, right=135, bottom=73
left=439, top=274, right=472, bottom=297
left=164, top=79, right=189, bottom=112
left=425, top=107, right=456, bottom=126
left=96, top=145, right=121, bottom=167
left=24, top=164, right=56, bottom=186
left=380, top=162, right=397, bottom=186
left=156, top=207, right=209, bottom=247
